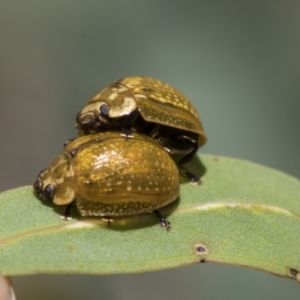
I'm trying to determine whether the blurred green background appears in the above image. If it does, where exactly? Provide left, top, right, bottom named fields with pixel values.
left=1, top=1, right=299, bottom=299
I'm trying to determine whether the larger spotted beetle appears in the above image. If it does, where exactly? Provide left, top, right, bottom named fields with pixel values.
left=33, top=131, right=179, bottom=229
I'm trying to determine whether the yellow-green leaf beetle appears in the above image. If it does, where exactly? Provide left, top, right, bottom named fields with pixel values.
left=33, top=132, right=179, bottom=228
left=76, top=77, right=207, bottom=184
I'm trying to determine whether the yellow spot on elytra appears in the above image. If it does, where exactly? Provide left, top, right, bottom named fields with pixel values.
left=108, top=93, right=118, bottom=100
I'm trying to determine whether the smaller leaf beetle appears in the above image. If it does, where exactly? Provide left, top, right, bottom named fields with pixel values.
left=76, top=77, right=207, bottom=184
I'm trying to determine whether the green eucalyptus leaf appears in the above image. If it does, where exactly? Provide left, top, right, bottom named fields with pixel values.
left=0, top=154, right=300, bottom=282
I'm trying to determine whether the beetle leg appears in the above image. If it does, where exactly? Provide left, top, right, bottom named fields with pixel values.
left=174, top=136, right=201, bottom=184
left=63, top=138, right=76, bottom=148
left=61, top=203, right=75, bottom=220
left=120, top=110, right=141, bottom=138
left=156, top=134, right=201, bottom=184
left=102, top=216, right=113, bottom=225
left=154, top=210, right=171, bottom=230
left=180, top=167, right=201, bottom=185
left=121, top=127, right=133, bottom=138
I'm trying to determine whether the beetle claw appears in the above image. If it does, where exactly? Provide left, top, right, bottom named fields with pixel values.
left=61, top=203, right=73, bottom=220
left=154, top=210, right=171, bottom=230
left=121, top=128, right=134, bottom=138
left=102, top=216, right=113, bottom=225
left=180, top=167, right=201, bottom=185
left=63, top=138, right=76, bottom=148
left=189, top=175, right=202, bottom=185
left=61, top=214, right=72, bottom=221
left=161, top=219, right=171, bottom=230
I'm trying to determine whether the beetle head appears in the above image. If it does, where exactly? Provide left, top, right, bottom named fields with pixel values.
left=75, top=82, right=137, bottom=132
left=33, top=153, right=75, bottom=206
left=33, top=169, right=55, bottom=201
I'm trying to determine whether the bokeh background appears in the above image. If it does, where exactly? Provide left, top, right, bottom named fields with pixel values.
left=1, top=1, right=300, bottom=299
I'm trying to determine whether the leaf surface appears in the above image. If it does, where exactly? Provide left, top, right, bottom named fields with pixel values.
left=1, top=154, right=300, bottom=282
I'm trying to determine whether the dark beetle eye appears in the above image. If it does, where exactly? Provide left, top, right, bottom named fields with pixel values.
left=100, top=104, right=109, bottom=116
left=43, top=184, right=54, bottom=201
